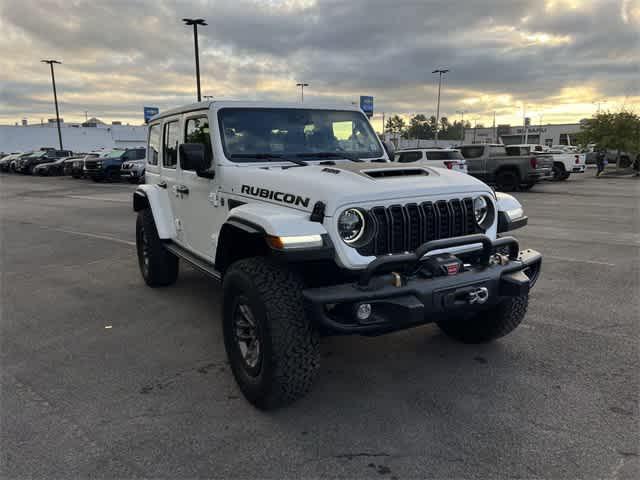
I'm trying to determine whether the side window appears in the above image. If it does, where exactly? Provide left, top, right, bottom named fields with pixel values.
left=147, top=124, right=160, bottom=165
left=136, top=149, right=145, bottom=160
left=489, top=145, right=506, bottom=156
left=184, top=116, right=212, bottom=170
left=163, top=121, right=179, bottom=168
left=397, top=151, right=422, bottom=163
left=459, top=146, right=484, bottom=159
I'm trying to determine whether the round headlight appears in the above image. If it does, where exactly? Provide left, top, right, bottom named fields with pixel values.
left=474, top=196, right=489, bottom=225
left=338, top=208, right=365, bottom=244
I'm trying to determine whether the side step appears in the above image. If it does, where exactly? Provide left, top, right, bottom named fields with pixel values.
left=164, top=241, right=222, bottom=282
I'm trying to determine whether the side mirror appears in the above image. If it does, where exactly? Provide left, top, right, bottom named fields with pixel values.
left=383, top=140, right=396, bottom=159
left=179, top=143, right=212, bottom=177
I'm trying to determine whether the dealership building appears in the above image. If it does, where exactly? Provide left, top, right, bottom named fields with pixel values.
left=462, top=122, right=584, bottom=146
left=0, top=119, right=147, bottom=155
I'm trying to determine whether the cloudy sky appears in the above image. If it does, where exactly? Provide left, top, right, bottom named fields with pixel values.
left=0, top=0, right=638, bottom=130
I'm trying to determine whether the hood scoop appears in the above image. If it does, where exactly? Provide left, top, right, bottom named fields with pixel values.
left=363, top=168, right=429, bottom=179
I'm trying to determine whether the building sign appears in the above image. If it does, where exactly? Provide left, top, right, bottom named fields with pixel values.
left=143, top=107, right=160, bottom=123
left=515, top=127, right=547, bottom=134
left=359, top=96, right=374, bottom=117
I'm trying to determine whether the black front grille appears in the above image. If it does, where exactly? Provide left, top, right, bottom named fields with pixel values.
left=357, top=197, right=478, bottom=256
left=85, top=160, right=98, bottom=169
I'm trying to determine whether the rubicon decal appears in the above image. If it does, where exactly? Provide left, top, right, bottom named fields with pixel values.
left=241, top=185, right=310, bottom=208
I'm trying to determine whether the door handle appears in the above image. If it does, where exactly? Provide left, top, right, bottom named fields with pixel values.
left=157, top=181, right=167, bottom=189
left=176, top=185, right=189, bottom=195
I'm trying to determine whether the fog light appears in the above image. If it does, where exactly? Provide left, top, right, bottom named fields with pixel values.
left=356, top=303, right=372, bottom=321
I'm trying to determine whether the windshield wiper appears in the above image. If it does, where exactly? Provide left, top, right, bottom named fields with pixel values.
left=296, top=152, right=363, bottom=163
left=229, top=153, right=308, bottom=166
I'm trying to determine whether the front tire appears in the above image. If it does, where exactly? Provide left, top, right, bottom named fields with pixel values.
left=136, top=209, right=179, bottom=286
left=436, top=295, right=529, bottom=344
left=223, top=258, right=320, bottom=409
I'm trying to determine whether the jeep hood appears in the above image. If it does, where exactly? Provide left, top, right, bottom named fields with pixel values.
left=222, top=161, right=492, bottom=215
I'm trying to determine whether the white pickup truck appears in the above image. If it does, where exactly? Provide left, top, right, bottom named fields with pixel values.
left=506, top=144, right=586, bottom=181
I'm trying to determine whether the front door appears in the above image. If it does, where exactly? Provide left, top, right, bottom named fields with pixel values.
left=174, top=113, right=221, bottom=260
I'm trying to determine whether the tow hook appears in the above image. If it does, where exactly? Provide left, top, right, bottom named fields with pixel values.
left=468, top=287, right=489, bottom=304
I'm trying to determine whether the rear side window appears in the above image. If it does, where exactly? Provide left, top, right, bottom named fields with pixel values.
left=163, top=121, right=179, bottom=168
left=425, top=151, right=464, bottom=160
left=489, top=145, right=507, bottom=156
left=148, top=124, right=160, bottom=165
left=396, top=151, right=422, bottom=163
left=505, top=146, right=524, bottom=156
left=459, top=146, right=484, bottom=158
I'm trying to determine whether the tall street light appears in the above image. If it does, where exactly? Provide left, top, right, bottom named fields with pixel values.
left=456, top=110, right=466, bottom=143
left=182, top=18, right=207, bottom=102
left=41, top=59, right=63, bottom=150
left=296, top=83, right=309, bottom=103
left=432, top=68, right=449, bottom=144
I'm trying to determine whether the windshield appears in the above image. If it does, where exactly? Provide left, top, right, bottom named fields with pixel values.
left=103, top=150, right=124, bottom=158
left=425, top=151, right=464, bottom=160
left=218, top=108, right=383, bottom=161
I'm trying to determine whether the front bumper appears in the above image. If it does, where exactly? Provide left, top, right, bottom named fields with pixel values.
left=303, top=234, right=541, bottom=335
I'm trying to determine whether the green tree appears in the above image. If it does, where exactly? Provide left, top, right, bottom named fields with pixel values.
left=406, top=114, right=430, bottom=139
left=576, top=110, right=640, bottom=156
left=385, top=115, right=407, bottom=140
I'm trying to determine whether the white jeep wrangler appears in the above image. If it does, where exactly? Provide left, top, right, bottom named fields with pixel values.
left=133, top=101, right=541, bottom=409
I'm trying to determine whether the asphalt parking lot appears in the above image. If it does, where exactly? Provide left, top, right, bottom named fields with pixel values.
left=1, top=172, right=638, bottom=479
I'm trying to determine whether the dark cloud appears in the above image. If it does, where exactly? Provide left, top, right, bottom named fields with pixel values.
left=0, top=0, right=638, bottom=124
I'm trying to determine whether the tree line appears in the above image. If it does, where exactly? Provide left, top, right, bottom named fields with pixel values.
left=384, top=114, right=481, bottom=140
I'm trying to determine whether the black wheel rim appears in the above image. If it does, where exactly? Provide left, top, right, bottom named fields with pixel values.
left=137, top=222, right=150, bottom=277
left=232, top=298, right=262, bottom=375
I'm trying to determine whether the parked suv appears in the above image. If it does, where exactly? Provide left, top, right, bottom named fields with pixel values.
left=85, top=148, right=146, bottom=181
left=64, top=153, right=100, bottom=178
left=394, top=148, right=468, bottom=173
left=121, top=158, right=145, bottom=183
left=133, top=101, right=541, bottom=409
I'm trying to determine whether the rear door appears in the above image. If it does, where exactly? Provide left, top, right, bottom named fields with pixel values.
left=160, top=118, right=186, bottom=246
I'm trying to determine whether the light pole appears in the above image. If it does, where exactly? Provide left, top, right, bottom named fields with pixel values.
left=296, top=82, right=309, bottom=103
left=41, top=60, right=63, bottom=150
left=182, top=18, right=207, bottom=102
left=456, top=110, right=466, bottom=143
left=432, top=68, right=449, bottom=144
left=593, top=100, right=607, bottom=114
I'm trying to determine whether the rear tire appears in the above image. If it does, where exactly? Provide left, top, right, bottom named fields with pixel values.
left=136, top=209, right=179, bottom=287
left=496, top=170, right=519, bottom=192
left=436, top=295, right=529, bottom=343
left=552, top=163, right=565, bottom=181
left=223, top=257, right=320, bottom=410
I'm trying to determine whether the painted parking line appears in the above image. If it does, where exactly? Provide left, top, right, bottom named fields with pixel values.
left=45, top=226, right=135, bottom=246
left=545, top=255, right=615, bottom=267
left=67, top=195, right=129, bottom=203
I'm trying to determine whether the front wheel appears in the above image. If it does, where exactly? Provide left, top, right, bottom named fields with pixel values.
left=136, top=209, right=179, bottom=286
left=436, top=295, right=529, bottom=343
left=223, top=258, right=320, bottom=409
